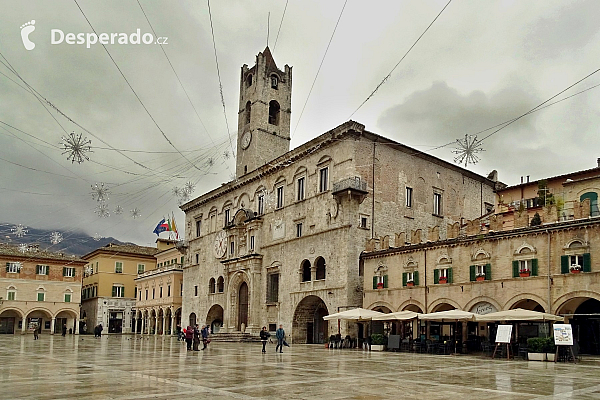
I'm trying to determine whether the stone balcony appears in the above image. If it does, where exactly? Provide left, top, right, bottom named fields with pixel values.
left=136, top=263, right=183, bottom=280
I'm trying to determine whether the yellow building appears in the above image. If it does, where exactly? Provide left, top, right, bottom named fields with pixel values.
left=0, top=244, right=86, bottom=335
left=81, top=243, right=157, bottom=334
left=134, top=239, right=184, bottom=335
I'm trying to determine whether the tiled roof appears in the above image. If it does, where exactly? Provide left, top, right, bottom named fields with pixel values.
left=83, top=243, right=158, bottom=259
left=0, top=244, right=85, bottom=263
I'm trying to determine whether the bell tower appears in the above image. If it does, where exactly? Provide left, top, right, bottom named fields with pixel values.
left=236, top=47, right=292, bottom=178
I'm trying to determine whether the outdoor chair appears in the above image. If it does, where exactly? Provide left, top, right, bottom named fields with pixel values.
left=400, top=339, right=411, bottom=352
left=426, top=340, right=436, bottom=354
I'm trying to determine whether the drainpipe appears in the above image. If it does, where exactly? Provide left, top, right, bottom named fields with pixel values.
left=371, top=141, right=376, bottom=239
left=424, top=249, right=428, bottom=313
left=547, top=229, right=551, bottom=313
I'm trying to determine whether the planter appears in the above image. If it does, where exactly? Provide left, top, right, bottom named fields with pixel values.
left=570, top=269, right=581, bottom=274
left=406, top=282, right=414, bottom=287
left=370, top=344, right=386, bottom=351
left=476, top=276, right=485, bottom=282
left=439, top=278, right=448, bottom=284
left=528, top=352, right=556, bottom=361
left=519, top=271, right=530, bottom=277
left=377, top=283, right=384, bottom=289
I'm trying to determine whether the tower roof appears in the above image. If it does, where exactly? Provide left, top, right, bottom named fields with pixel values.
left=261, top=46, right=277, bottom=69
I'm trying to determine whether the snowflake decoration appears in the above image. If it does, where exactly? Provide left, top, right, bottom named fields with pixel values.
left=95, top=203, right=110, bottom=218
left=177, top=191, right=190, bottom=206
left=18, top=243, right=28, bottom=253
left=93, top=233, right=102, bottom=241
left=114, top=205, right=123, bottom=215
left=184, top=181, right=195, bottom=195
left=452, top=134, right=485, bottom=167
left=91, top=183, right=110, bottom=202
left=173, top=187, right=182, bottom=197
left=50, top=231, right=63, bottom=245
left=130, top=208, right=141, bottom=219
left=223, top=150, right=230, bottom=160
left=11, top=224, right=28, bottom=238
left=61, top=132, right=92, bottom=164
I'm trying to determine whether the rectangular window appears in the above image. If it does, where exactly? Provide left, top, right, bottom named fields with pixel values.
left=195, top=253, right=199, bottom=264
left=297, top=177, right=305, bottom=201
left=145, top=289, right=148, bottom=300
left=224, top=209, right=230, bottom=226
left=258, top=194, right=265, bottom=215
left=210, top=214, right=216, bottom=232
left=95, top=262, right=98, bottom=273
left=137, top=264, right=145, bottom=274
left=250, top=235, right=255, bottom=251
left=160, top=287, right=163, bottom=298
left=139, top=291, right=141, bottom=301
left=433, top=193, right=442, bottom=216
left=440, top=268, right=448, bottom=278
left=194, top=285, right=198, bottom=296
left=64, top=293, right=71, bottom=303
left=152, top=288, right=155, bottom=299
left=63, top=267, right=75, bottom=277
left=296, top=223, right=303, bottom=238
left=570, top=255, right=583, bottom=268
left=276, top=186, right=284, bottom=209
left=476, top=265, right=485, bottom=277
left=37, top=292, right=45, bottom=301
left=168, top=285, right=171, bottom=297
left=181, top=283, right=183, bottom=296
left=519, top=260, right=530, bottom=272
left=7, top=291, right=15, bottom=301
left=230, top=241, right=235, bottom=255
left=36, top=265, right=49, bottom=275
left=6, top=262, right=21, bottom=273
left=134, top=287, right=137, bottom=299
left=112, top=286, right=124, bottom=298
left=196, top=219, right=201, bottom=237
left=115, top=262, right=123, bottom=273
left=406, top=187, right=413, bottom=208
left=360, top=217, right=368, bottom=229
left=267, top=273, right=280, bottom=303
left=319, top=167, right=329, bottom=192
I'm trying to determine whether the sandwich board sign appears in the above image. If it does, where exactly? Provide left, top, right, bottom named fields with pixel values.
left=553, top=324, right=574, bottom=346
left=496, top=325, right=512, bottom=344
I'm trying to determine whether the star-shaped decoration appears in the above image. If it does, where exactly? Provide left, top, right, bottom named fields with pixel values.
left=452, top=134, right=485, bottom=167
left=60, top=132, right=92, bottom=164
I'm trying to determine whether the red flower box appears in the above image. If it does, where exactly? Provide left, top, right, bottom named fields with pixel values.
left=407, top=281, right=414, bottom=287
left=476, top=276, right=485, bottom=281
left=519, top=271, right=530, bottom=277
left=439, top=277, right=448, bottom=284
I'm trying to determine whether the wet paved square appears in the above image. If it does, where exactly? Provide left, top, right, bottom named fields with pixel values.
left=1, top=335, right=599, bottom=399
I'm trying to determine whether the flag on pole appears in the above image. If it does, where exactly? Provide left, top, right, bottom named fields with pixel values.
left=153, top=218, right=169, bottom=236
left=171, top=212, right=179, bottom=239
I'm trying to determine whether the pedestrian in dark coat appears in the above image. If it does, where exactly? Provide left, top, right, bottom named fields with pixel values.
left=260, top=326, right=270, bottom=353
left=201, top=325, right=210, bottom=350
left=275, top=325, right=286, bottom=353
left=33, top=324, right=39, bottom=340
left=62, top=324, right=67, bottom=337
left=185, top=325, right=193, bottom=350
left=193, top=324, right=200, bottom=351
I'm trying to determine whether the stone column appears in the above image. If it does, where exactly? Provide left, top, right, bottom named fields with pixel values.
left=21, top=317, right=27, bottom=334
left=161, top=315, right=166, bottom=335
left=50, top=318, right=56, bottom=335
left=171, top=315, right=176, bottom=336
left=74, top=317, right=79, bottom=335
left=142, top=316, right=146, bottom=334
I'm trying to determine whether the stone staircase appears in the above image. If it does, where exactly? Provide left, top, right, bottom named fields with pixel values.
left=209, top=332, right=261, bottom=343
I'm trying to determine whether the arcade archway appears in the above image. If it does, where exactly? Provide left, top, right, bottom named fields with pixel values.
left=206, top=304, right=224, bottom=333
left=292, top=295, right=328, bottom=344
left=558, top=297, right=600, bottom=355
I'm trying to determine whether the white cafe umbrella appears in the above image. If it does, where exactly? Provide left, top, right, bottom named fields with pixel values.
left=372, top=311, right=421, bottom=321
left=323, top=308, right=386, bottom=321
left=475, top=308, right=563, bottom=322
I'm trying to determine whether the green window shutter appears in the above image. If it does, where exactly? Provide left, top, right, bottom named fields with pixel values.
left=5, top=263, right=9, bottom=272
left=36, top=265, right=40, bottom=274
left=63, top=267, right=67, bottom=276
left=469, top=265, right=475, bottom=282
left=180, top=256, right=184, bottom=264
left=372, top=276, right=377, bottom=289
left=112, top=286, right=117, bottom=297
left=37, top=293, right=44, bottom=301
left=434, top=269, right=439, bottom=284
left=402, top=272, right=407, bottom=287
left=512, top=260, right=519, bottom=278
left=531, top=258, right=538, bottom=276
left=46, top=267, right=49, bottom=276
left=583, top=253, right=591, bottom=272
left=65, top=294, right=71, bottom=303
left=560, top=255, right=569, bottom=274
left=383, top=274, right=388, bottom=288
left=413, top=271, right=419, bottom=286
left=448, top=268, right=453, bottom=284
left=485, top=264, right=492, bottom=281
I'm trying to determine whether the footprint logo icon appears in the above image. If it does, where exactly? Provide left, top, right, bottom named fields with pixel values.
left=20, top=20, right=36, bottom=50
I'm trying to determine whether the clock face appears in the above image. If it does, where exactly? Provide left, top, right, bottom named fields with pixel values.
left=241, top=131, right=252, bottom=149
left=214, top=230, right=228, bottom=259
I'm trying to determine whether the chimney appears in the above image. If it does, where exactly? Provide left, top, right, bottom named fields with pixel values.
left=520, top=176, right=523, bottom=184
left=597, top=158, right=600, bottom=168
left=526, top=175, right=530, bottom=183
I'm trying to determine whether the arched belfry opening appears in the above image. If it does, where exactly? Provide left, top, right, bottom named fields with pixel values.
left=268, top=100, right=280, bottom=126
left=245, top=101, right=251, bottom=124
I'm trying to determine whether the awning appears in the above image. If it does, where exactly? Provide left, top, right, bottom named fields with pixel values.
left=323, top=308, right=386, bottom=321
left=418, top=310, right=476, bottom=322
left=371, top=311, right=420, bottom=321
left=475, top=308, right=563, bottom=322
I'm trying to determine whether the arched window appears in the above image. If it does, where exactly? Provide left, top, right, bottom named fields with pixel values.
left=268, top=100, right=280, bottom=126
left=217, top=276, right=224, bottom=293
left=245, top=101, right=251, bottom=124
left=247, top=74, right=252, bottom=87
left=270, top=75, right=278, bottom=89
left=209, top=278, right=216, bottom=294
left=301, top=259, right=311, bottom=282
left=315, top=257, right=326, bottom=280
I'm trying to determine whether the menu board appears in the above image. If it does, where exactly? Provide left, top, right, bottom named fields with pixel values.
left=553, top=324, right=574, bottom=346
left=495, top=324, right=513, bottom=344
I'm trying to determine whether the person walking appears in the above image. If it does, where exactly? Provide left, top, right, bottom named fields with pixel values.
left=275, top=325, right=286, bottom=353
left=97, top=324, right=103, bottom=338
left=193, top=324, right=200, bottom=351
left=185, top=325, right=193, bottom=351
left=176, top=324, right=182, bottom=341
left=62, top=324, right=67, bottom=337
left=33, top=324, right=39, bottom=340
left=201, top=325, right=210, bottom=350
left=260, top=326, right=270, bottom=353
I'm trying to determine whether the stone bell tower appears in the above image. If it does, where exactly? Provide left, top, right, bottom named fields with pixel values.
left=236, top=47, right=292, bottom=178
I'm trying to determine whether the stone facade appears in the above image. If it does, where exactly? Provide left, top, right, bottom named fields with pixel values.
left=180, top=48, right=497, bottom=343
left=0, top=244, right=85, bottom=335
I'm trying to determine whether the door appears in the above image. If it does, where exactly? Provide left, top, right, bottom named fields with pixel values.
left=238, top=282, right=248, bottom=331
left=54, top=318, right=67, bottom=334
left=0, top=318, right=15, bottom=334
left=306, top=322, right=314, bottom=344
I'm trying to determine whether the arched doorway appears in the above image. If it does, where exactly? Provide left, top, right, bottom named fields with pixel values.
left=292, top=295, right=329, bottom=344
left=238, top=282, right=248, bottom=331
left=174, top=308, right=182, bottom=329
left=136, top=311, right=143, bottom=333
left=511, top=299, right=545, bottom=312
left=157, top=309, right=164, bottom=334
left=150, top=310, right=156, bottom=334
left=371, top=306, right=392, bottom=335
left=0, top=309, right=23, bottom=334
left=189, top=312, right=196, bottom=327
left=429, top=303, right=457, bottom=342
left=54, top=310, right=76, bottom=334
left=26, top=309, right=52, bottom=333
left=206, top=304, right=224, bottom=333
left=558, top=297, right=600, bottom=355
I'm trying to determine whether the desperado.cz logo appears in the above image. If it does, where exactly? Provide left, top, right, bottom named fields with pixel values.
left=20, top=20, right=168, bottom=50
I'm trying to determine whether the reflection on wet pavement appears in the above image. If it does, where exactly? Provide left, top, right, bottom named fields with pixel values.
left=0, top=335, right=599, bottom=399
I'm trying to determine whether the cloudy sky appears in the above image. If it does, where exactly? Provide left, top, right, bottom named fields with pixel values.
left=0, top=0, right=598, bottom=247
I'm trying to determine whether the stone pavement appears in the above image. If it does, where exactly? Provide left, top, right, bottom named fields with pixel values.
left=0, top=335, right=599, bottom=399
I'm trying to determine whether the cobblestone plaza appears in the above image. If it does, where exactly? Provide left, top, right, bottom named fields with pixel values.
left=1, top=336, right=600, bottom=399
